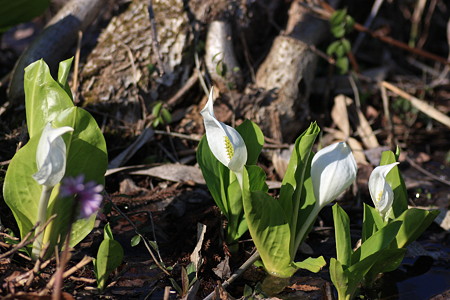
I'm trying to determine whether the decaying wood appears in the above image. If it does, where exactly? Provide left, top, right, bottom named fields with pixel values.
left=253, top=1, right=333, bottom=142
left=80, top=0, right=192, bottom=124
left=205, top=20, right=243, bottom=91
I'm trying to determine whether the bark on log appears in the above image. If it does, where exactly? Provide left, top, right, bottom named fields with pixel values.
left=254, top=1, right=334, bottom=142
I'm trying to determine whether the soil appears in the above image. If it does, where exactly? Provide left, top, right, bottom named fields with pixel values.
left=0, top=0, right=449, bottom=299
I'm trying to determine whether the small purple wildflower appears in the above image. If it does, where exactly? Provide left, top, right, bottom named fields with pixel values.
left=60, top=175, right=104, bottom=218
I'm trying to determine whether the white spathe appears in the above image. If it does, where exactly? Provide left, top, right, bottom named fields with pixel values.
left=201, top=88, right=247, bottom=173
left=368, top=162, right=399, bottom=218
left=311, top=142, right=358, bottom=207
left=32, top=123, right=74, bottom=187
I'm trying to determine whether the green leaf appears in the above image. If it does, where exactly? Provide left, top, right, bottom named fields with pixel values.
left=242, top=167, right=295, bottom=278
left=95, top=238, right=124, bottom=291
left=341, top=39, right=351, bottom=54
left=331, top=25, right=346, bottom=39
left=336, top=57, right=349, bottom=74
left=225, top=177, right=245, bottom=243
left=161, top=108, right=172, bottom=124
left=364, top=248, right=407, bottom=284
left=131, top=235, right=142, bottom=247
left=329, top=258, right=350, bottom=300
left=393, top=208, right=439, bottom=248
left=362, top=203, right=384, bottom=242
left=278, top=122, right=320, bottom=255
left=57, top=57, right=74, bottom=98
left=152, top=102, right=162, bottom=117
left=380, top=151, right=408, bottom=218
left=332, top=204, right=352, bottom=267
left=236, top=120, right=264, bottom=165
left=326, top=40, right=341, bottom=56
left=0, top=0, right=50, bottom=32
left=197, top=136, right=227, bottom=214
left=293, top=256, right=326, bottom=273
left=104, top=223, right=114, bottom=240
left=352, top=221, right=402, bottom=264
left=330, top=9, right=348, bottom=28
left=3, top=105, right=107, bottom=255
left=24, top=59, right=74, bottom=138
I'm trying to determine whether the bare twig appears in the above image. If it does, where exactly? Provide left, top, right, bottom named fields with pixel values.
left=380, top=83, right=395, bottom=148
left=203, top=251, right=260, bottom=300
left=352, top=0, right=385, bottom=53
left=42, top=256, right=93, bottom=294
left=0, top=215, right=56, bottom=260
left=166, top=72, right=199, bottom=107
left=305, top=2, right=450, bottom=66
left=382, top=81, right=450, bottom=128
left=72, top=30, right=83, bottom=103
left=405, top=155, right=450, bottom=186
left=107, top=194, right=170, bottom=276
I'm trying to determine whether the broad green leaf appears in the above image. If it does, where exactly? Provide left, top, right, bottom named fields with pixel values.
left=329, top=258, right=350, bottom=300
left=236, top=120, right=264, bottom=165
left=197, top=137, right=227, bottom=214
left=345, top=251, right=385, bottom=299
left=393, top=208, right=439, bottom=248
left=242, top=168, right=295, bottom=278
left=293, top=256, right=326, bottom=273
left=24, top=59, right=74, bottom=138
left=0, top=0, right=50, bottom=32
left=332, top=204, right=352, bottom=267
left=331, top=26, right=346, bottom=38
left=364, top=248, right=406, bottom=284
left=380, top=151, right=408, bottom=218
left=95, top=238, right=124, bottom=290
left=278, top=122, right=319, bottom=255
left=247, top=165, right=268, bottom=193
left=57, top=57, right=74, bottom=98
left=3, top=137, right=42, bottom=238
left=351, top=221, right=402, bottom=264
left=362, top=203, right=384, bottom=242
left=226, top=178, right=244, bottom=243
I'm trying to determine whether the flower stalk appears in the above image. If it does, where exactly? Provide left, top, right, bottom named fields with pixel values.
left=31, top=123, right=73, bottom=260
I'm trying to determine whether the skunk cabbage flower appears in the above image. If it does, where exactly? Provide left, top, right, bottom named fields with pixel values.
left=200, top=88, right=247, bottom=173
left=368, top=162, right=399, bottom=219
left=60, top=175, right=103, bottom=218
left=32, top=123, right=74, bottom=187
left=311, top=142, right=357, bottom=207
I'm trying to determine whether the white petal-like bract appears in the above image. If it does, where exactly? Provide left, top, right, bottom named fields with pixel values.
left=368, top=162, right=399, bottom=218
left=311, top=142, right=358, bottom=207
left=32, top=123, right=74, bottom=187
left=201, top=88, right=247, bottom=173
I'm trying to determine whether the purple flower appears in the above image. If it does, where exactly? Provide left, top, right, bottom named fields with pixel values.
left=60, top=175, right=103, bottom=218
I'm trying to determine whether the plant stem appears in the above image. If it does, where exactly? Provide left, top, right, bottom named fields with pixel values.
left=292, top=204, right=320, bottom=257
left=31, top=185, right=53, bottom=260
left=52, top=199, right=77, bottom=300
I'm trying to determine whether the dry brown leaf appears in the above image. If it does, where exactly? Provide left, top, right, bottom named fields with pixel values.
left=332, top=94, right=351, bottom=137
left=129, top=164, right=205, bottom=184
left=288, top=283, right=320, bottom=292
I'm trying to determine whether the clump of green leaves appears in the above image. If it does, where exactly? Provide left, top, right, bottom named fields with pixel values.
left=330, top=150, right=439, bottom=300
left=3, top=58, right=108, bottom=259
left=151, top=101, right=172, bottom=128
left=327, top=9, right=355, bottom=74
